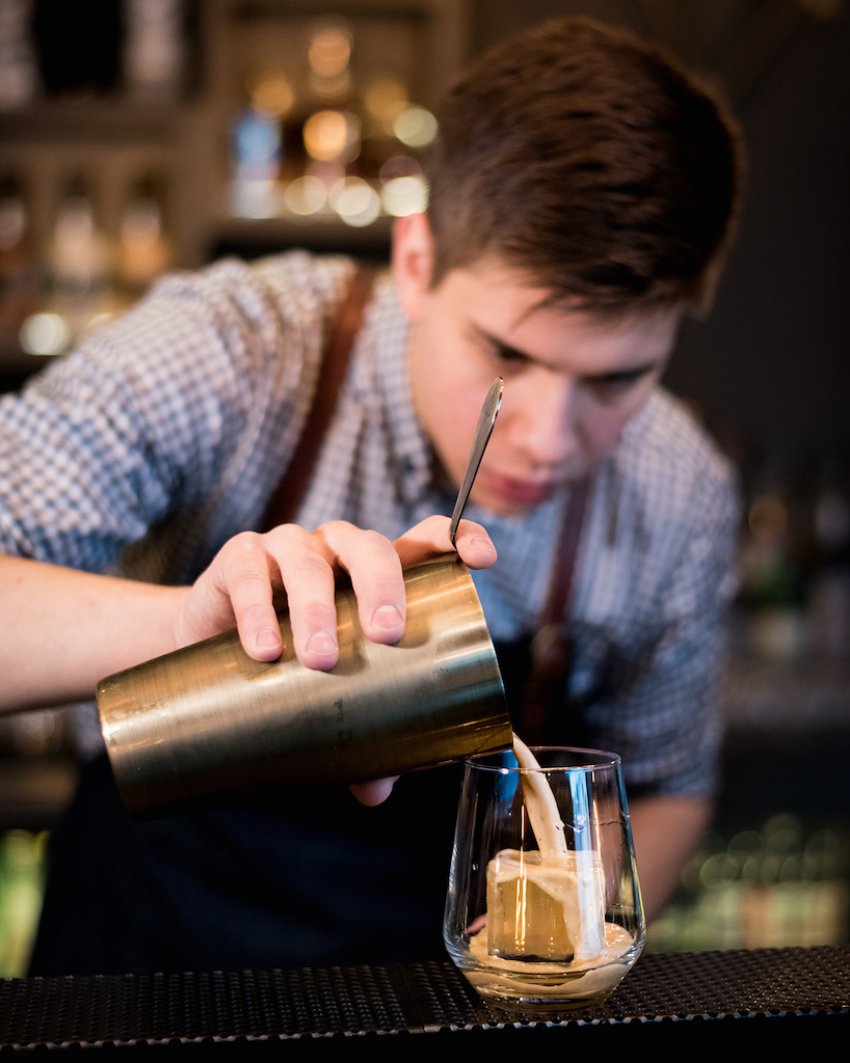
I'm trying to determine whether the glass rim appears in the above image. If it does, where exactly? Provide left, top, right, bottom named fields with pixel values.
left=464, top=744, right=622, bottom=775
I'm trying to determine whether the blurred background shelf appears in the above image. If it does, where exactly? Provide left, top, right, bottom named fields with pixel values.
left=210, top=215, right=393, bottom=260
left=1, top=0, right=847, bottom=467
left=0, top=757, right=77, bottom=836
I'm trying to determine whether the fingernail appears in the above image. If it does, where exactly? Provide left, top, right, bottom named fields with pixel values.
left=306, top=629, right=338, bottom=657
left=370, top=604, right=403, bottom=632
left=472, top=536, right=497, bottom=556
left=256, top=629, right=281, bottom=651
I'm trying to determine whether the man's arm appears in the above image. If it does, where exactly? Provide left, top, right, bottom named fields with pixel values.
left=628, top=793, right=712, bottom=924
left=0, top=515, right=497, bottom=716
left=0, top=554, right=190, bottom=714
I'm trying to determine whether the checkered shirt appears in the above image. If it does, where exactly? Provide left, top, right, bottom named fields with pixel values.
left=0, top=250, right=740, bottom=796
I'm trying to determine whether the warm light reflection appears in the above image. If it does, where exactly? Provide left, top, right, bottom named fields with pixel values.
left=307, top=21, right=352, bottom=79
left=283, top=175, right=327, bottom=216
left=303, top=109, right=360, bottom=163
left=329, top=177, right=381, bottom=226
left=249, top=72, right=295, bottom=118
left=393, top=105, right=437, bottom=148
left=227, top=20, right=432, bottom=230
left=381, top=174, right=427, bottom=216
left=230, top=178, right=280, bottom=219
left=19, top=312, right=71, bottom=356
left=364, top=77, right=408, bottom=129
left=118, top=196, right=171, bottom=287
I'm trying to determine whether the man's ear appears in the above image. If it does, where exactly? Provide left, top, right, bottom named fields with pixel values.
left=390, top=212, right=434, bottom=324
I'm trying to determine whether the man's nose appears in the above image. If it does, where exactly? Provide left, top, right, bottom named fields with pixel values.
left=511, top=376, right=579, bottom=469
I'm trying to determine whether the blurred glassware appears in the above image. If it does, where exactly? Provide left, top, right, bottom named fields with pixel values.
left=0, top=0, right=39, bottom=108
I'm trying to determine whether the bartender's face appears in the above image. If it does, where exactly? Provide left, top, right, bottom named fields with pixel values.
left=393, top=214, right=682, bottom=517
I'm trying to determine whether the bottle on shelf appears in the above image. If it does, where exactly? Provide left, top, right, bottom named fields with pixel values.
left=122, top=0, right=187, bottom=104
left=116, top=172, right=173, bottom=306
left=39, top=173, right=115, bottom=352
left=736, top=452, right=809, bottom=660
left=0, top=0, right=39, bottom=108
left=806, top=454, right=850, bottom=660
left=230, top=93, right=284, bottom=220
left=31, top=0, right=122, bottom=99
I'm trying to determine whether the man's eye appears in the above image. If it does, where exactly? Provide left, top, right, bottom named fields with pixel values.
left=491, top=345, right=526, bottom=365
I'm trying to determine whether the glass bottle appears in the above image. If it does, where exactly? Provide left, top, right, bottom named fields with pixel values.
left=45, top=174, right=115, bottom=346
left=116, top=172, right=173, bottom=305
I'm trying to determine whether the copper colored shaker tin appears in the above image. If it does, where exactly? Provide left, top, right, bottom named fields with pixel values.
left=96, top=558, right=512, bottom=817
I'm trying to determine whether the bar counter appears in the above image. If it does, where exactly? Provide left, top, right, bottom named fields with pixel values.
left=1, top=945, right=848, bottom=1055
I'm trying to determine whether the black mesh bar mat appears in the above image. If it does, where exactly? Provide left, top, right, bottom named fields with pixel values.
left=2, top=946, right=849, bottom=1055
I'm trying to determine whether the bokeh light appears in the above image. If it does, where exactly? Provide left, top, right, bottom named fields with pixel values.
left=381, top=174, right=427, bottom=217
left=307, top=20, right=352, bottom=79
left=283, top=174, right=327, bottom=216
left=303, top=109, right=361, bottom=163
left=249, top=72, right=295, bottom=119
left=393, top=105, right=437, bottom=148
left=19, top=312, right=71, bottom=356
left=329, top=177, right=381, bottom=227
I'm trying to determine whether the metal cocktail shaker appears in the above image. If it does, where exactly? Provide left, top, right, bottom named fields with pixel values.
left=96, top=558, right=512, bottom=817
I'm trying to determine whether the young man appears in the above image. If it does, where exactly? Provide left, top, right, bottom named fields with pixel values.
left=0, top=17, right=743, bottom=975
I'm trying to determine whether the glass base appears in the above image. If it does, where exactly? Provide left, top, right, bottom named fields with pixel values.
left=448, top=923, right=641, bottom=1011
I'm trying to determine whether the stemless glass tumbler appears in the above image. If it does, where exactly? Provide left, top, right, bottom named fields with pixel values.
left=443, top=744, right=645, bottom=1011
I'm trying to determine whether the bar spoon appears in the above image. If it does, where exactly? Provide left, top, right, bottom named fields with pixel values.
left=449, top=376, right=503, bottom=546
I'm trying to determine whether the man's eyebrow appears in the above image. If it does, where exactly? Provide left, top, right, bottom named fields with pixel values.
left=473, top=324, right=664, bottom=379
left=472, top=325, right=534, bottom=363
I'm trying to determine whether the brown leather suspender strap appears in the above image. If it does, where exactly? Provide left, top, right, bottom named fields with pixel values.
left=517, top=473, right=592, bottom=743
left=260, top=265, right=376, bottom=531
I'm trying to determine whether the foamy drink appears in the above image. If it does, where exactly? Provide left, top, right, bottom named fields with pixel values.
left=484, top=735, right=606, bottom=963
left=446, top=740, right=643, bottom=1007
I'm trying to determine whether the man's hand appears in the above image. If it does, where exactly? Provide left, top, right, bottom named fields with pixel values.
left=175, top=514, right=497, bottom=667
left=174, top=515, right=498, bottom=808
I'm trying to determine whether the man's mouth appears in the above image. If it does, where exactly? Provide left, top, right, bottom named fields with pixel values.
left=482, top=471, right=561, bottom=507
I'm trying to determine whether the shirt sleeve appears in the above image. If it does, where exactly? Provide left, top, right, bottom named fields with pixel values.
left=0, top=255, right=325, bottom=575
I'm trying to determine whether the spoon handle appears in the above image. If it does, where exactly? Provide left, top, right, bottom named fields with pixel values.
left=449, top=376, right=503, bottom=546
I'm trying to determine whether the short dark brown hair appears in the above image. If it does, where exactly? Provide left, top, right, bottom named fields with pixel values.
left=425, top=17, right=744, bottom=316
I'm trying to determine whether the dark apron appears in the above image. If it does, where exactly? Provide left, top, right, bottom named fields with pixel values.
left=28, top=751, right=465, bottom=976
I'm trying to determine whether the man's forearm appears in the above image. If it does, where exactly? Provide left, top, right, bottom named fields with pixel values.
left=628, top=794, right=713, bottom=924
left=0, top=554, right=189, bottom=715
